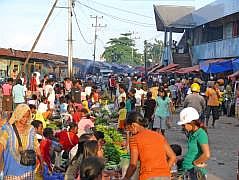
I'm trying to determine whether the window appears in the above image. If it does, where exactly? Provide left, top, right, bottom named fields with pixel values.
left=202, top=25, right=223, bottom=43
left=232, top=20, right=239, bottom=37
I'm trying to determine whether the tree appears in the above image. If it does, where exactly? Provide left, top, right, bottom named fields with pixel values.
left=145, top=39, right=164, bottom=64
left=102, top=33, right=142, bottom=65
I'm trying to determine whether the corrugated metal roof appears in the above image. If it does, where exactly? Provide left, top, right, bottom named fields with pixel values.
left=191, top=0, right=239, bottom=27
left=154, top=0, right=239, bottom=31
left=154, top=5, right=194, bottom=32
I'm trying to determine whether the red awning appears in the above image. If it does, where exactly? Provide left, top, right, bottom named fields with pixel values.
left=148, top=64, right=164, bottom=74
left=228, top=71, right=239, bottom=80
left=157, top=63, right=180, bottom=73
left=175, top=65, right=200, bottom=74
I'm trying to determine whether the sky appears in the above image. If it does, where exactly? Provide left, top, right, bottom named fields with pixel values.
left=0, top=0, right=215, bottom=61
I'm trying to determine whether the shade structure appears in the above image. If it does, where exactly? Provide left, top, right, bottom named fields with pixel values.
left=232, top=58, right=239, bottom=72
left=156, top=63, right=180, bottom=73
left=199, top=59, right=233, bottom=74
left=175, top=65, right=200, bottom=74
left=228, top=71, right=239, bottom=80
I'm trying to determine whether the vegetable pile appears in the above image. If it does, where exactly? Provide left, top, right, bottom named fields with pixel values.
left=96, top=125, right=127, bottom=168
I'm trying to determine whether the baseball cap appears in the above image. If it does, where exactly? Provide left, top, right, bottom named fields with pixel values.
left=177, top=107, right=199, bottom=125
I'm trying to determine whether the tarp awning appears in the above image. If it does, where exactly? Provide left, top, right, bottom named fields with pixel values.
left=148, top=64, right=163, bottom=74
left=232, top=58, right=239, bottom=72
left=157, top=63, right=179, bottom=73
left=199, top=59, right=233, bottom=74
left=175, top=65, right=200, bottom=74
left=228, top=71, right=239, bottom=80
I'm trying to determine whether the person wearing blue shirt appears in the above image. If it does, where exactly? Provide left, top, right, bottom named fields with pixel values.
left=12, top=79, right=26, bottom=109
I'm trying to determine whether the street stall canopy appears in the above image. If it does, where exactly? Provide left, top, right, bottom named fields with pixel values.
left=199, top=59, right=233, bottom=74
left=175, top=65, right=200, bottom=74
left=156, top=63, right=179, bottom=73
left=228, top=71, right=239, bottom=80
left=148, top=64, right=163, bottom=74
left=232, top=58, right=239, bottom=72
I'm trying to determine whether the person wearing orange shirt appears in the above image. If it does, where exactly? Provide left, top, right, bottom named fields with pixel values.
left=122, top=111, right=176, bottom=180
left=205, top=82, right=220, bottom=128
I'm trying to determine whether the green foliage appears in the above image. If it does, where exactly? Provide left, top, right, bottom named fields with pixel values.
left=96, top=125, right=123, bottom=143
left=96, top=125, right=127, bottom=166
left=94, top=108, right=113, bottom=126
left=95, top=116, right=109, bottom=125
left=145, top=39, right=164, bottom=64
left=102, top=33, right=143, bottom=65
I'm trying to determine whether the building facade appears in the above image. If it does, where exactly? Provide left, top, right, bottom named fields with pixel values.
left=154, top=0, right=239, bottom=66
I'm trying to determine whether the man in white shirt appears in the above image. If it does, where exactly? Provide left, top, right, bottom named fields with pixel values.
left=44, top=79, right=55, bottom=109
left=135, top=84, right=146, bottom=113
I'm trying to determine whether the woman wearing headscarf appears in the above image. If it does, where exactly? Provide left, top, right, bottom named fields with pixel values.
left=0, top=104, right=42, bottom=179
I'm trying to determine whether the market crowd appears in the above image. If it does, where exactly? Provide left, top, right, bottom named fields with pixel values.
left=0, top=71, right=236, bottom=180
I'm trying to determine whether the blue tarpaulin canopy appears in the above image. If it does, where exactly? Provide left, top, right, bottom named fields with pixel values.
left=232, top=58, right=239, bottom=72
left=199, top=59, right=233, bottom=74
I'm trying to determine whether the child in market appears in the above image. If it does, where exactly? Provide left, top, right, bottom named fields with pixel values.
left=40, top=128, right=62, bottom=172
left=125, top=88, right=136, bottom=114
left=35, top=96, right=52, bottom=128
left=170, top=144, right=183, bottom=177
left=59, top=97, right=68, bottom=114
left=28, top=94, right=39, bottom=107
left=31, top=120, right=43, bottom=142
left=82, top=99, right=90, bottom=113
left=118, top=102, right=127, bottom=132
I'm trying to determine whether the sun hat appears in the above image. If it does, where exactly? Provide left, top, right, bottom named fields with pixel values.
left=177, top=107, right=199, bottom=125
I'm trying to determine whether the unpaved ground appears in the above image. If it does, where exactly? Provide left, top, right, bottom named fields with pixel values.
left=166, top=113, right=239, bottom=180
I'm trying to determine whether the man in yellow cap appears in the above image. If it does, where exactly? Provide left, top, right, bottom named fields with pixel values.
left=183, top=83, right=206, bottom=123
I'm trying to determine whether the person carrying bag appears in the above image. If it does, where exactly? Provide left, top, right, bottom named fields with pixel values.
left=12, top=123, right=36, bottom=166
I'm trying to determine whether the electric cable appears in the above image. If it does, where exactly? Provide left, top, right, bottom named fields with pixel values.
left=82, top=0, right=153, bottom=19
left=72, top=7, right=93, bottom=44
left=76, top=1, right=155, bottom=27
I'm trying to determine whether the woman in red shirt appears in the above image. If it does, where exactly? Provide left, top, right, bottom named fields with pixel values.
left=56, top=122, right=79, bottom=152
left=122, top=112, right=176, bottom=180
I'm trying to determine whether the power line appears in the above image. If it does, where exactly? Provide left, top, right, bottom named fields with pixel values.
left=82, top=0, right=153, bottom=19
left=75, top=1, right=155, bottom=27
left=91, top=15, right=106, bottom=73
left=72, top=7, right=93, bottom=44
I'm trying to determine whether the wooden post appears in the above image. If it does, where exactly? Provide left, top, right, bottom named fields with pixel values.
left=17, top=0, right=58, bottom=79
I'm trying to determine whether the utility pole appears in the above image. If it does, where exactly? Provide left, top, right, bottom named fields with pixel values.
left=68, top=0, right=73, bottom=79
left=18, top=0, right=58, bottom=78
left=129, top=31, right=140, bottom=63
left=91, top=15, right=106, bottom=74
left=144, top=40, right=148, bottom=81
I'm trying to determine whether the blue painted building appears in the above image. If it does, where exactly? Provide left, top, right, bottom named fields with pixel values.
left=154, top=0, right=239, bottom=66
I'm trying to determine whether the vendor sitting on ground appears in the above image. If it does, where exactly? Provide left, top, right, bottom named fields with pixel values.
left=77, top=108, right=95, bottom=137
left=35, top=96, right=52, bottom=128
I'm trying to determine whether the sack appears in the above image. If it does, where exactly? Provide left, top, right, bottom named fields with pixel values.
left=12, top=124, right=36, bottom=166
left=20, top=150, right=36, bottom=166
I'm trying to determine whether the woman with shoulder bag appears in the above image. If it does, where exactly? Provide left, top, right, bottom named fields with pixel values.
left=178, top=107, right=210, bottom=180
left=0, top=104, right=42, bottom=180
